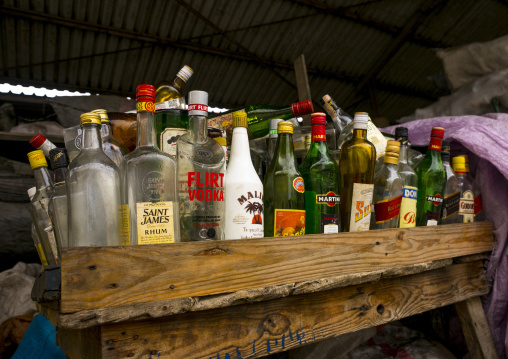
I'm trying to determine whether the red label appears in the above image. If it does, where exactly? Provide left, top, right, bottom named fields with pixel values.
left=137, top=101, right=155, bottom=113
left=374, top=195, right=402, bottom=223
left=311, top=124, right=326, bottom=141
left=274, top=209, right=305, bottom=236
left=474, top=194, right=483, bottom=215
left=428, top=137, right=442, bottom=151
left=188, top=104, right=208, bottom=112
left=293, top=177, right=305, bottom=193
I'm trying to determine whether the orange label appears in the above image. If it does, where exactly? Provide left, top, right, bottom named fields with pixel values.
left=137, top=101, right=155, bottom=113
left=293, top=177, right=305, bottom=193
left=274, top=209, right=305, bottom=236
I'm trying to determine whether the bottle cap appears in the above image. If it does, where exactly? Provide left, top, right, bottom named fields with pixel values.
left=176, top=65, right=194, bottom=82
left=29, top=133, right=47, bottom=148
left=92, top=109, right=110, bottom=123
left=27, top=150, right=48, bottom=169
left=214, top=137, right=227, bottom=146
left=269, top=119, right=283, bottom=138
left=452, top=156, right=466, bottom=173
left=441, top=140, right=450, bottom=152
left=188, top=90, right=208, bottom=117
left=395, top=127, right=408, bottom=143
left=27, top=187, right=36, bottom=201
left=322, top=94, right=331, bottom=102
left=291, top=100, right=313, bottom=117
left=353, top=112, right=369, bottom=129
left=232, top=112, right=248, bottom=128
left=136, top=84, right=155, bottom=102
left=456, top=154, right=470, bottom=172
left=49, top=148, right=69, bottom=169
left=384, top=140, right=400, bottom=164
left=310, top=112, right=326, bottom=125
left=430, top=127, right=445, bottom=139
left=278, top=121, right=293, bottom=134
left=80, top=112, right=101, bottom=125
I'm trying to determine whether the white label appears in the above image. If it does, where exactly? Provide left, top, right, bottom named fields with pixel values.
left=459, top=190, right=475, bottom=223
left=155, top=97, right=183, bottom=110
left=161, top=128, right=187, bottom=157
left=323, top=224, right=339, bottom=234
left=366, top=121, right=386, bottom=160
left=136, top=201, right=175, bottom=244
left=349, top=183, right=374, bottom=232
left=224, top=185, right=264, bottom=240
left=427, top=219, right=438, bottom=226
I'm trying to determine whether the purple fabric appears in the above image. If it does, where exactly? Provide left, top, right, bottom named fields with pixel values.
left=382, top=113, right=508, bottom=358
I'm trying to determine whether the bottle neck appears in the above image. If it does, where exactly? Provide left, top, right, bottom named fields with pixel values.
left=310, top=124, right=329, bottom=151
left=274, top=133, right=296, bottom=164
left=137, top=111, right=157, bottom=147
left=101, top=122, right=112, bottom=138
left=188, top=115, right=208, bottom=143
left=172, top=75, right=186, bottom=91
left=230, top=127, right=251, bottom=166
left=81, top=123, right=103, bottom=150
left=33, top=166, right=52, bottom=190
left=53, top=167, right=67, bottom=185
left=441, top=154, right=450, bottom=165
left=352, top=128, right=367, bottom=140
left=399, top=143, right=409, bottom=164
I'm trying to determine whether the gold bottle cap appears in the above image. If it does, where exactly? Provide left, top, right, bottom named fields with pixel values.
left=384, top=140, right=400, bottom=164
left=214, top=137, right=227, bottom=146
left=277, top=121, right=293, bottom=134
left=80, top=112, right=101, bottom=125
left=455, top=154, right=470, bottom=172
left=452, top=156, right=466, bottom=173
left=91, top=109, right=109, bottom=123
left=27, top=150, right=48, bottom=169
left=232, top=111, right=248, bottom=128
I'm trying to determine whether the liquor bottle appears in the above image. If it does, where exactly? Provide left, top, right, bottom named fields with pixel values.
left=155, top=65, right=194, bottom=109
left=440, top=141, right=460, bottom=224
left=300, top=113, right=340, bottom=234
left=304, top=134, right=312, bottom=153
left=157, top=109, right=188, bottom=156
left=27, top=187, right=49, bottom=266
left=320, top=94, right=352, bottom=135
left=371, top=141, right=403, bottom=229
left=121, top=85, right=180, bottom=245
left=48, top=148, right=70, bottom=248
left=177, top=91, right=226, bottom=241
left=27, top=150, right=59, bottom=265
left=92, top=109, right=130, bottom=166
left=339, top=113, right=376, bottom=232
left=459, top=155, right=485, bottom=221
left=214, top=137, right=228, bottom=169
left=395, top=127, right=418, bottom=228
left=414, top=127, right=446, bottom=226
left=266, top=119, right=284, bottom=167
left=29, top=133, right=57, bottom=157
left=264, top=121, right=305, bottom=237
left=67, top=113, right=122, bottom=247
left=452, top=156, right=475, bottom=223
left=208, top=101, right=313, bottom=140
left=224, top=112, right=264, bottom=240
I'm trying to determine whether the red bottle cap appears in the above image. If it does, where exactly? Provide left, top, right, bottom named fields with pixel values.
left=291, top=100, right=313, bottom=117
left=136, top=84, right=155, bottom=102
left=310, top=112, right=326, bottom=125
left=430, top=127, right=445, bottom=139
left=29, top=133, right=47, bottom=148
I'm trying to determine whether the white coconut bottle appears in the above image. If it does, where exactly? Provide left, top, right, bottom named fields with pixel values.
left=224, top=112, right=264, bottom=240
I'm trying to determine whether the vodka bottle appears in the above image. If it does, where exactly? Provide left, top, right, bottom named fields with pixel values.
left=121, top=85, right=180, bottom=245
left=177, top=91, right=226, bottom=241
left=155, top=65, right=194, bottom=109
left=67, top=113, right=122, bottom=247
left=30, top=133, right=57, bottom=157
left=452, top=156, right=475, bottom=223
left=440, top=141, right=460, bottom=224
left=395, top=127, right=418, bottom=228
left=92, top=109, right=129, bottom=166
left=48, top=148, right=70, bottom=248
left=27, top=187, right=49, bottom=266
left=224, top=112, right=264, bottom=240
left=266, top=118, right=284, bottom=167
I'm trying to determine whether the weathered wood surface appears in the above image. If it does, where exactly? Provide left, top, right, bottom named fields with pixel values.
left=60, top=222, right=494, bottom=313
left=100, top=261, right=488, bottom=359
left=57, top=326, right=102, bottom=359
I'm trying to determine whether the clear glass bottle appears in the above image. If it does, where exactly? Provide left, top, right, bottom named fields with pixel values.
left=266, top=119, right=284, bottom=168
left=27, top=150, right=59, bottom=265
left=452, top=156, right=475, bottom=223
left=67, top=113, right=122, bottom=247
left=48, top=148, right=70, bottom=248
left=459, top=155, right=485, bottom=221
left=121, top=85, right=180, bottom=245
left=177, top=91, right=226, bottom=241
left=27, top=187, right=49, bottom=266
left=440, top=141, right=460, bottom=224
left=91, top=109, right=130, bottom=166
left=155, top=65, right=194, bottom=109
left=371, top=141, right=403, bottom=229
left=395, top=127, right=418, bottom=228
left=320, top=94, right=352, bottom=143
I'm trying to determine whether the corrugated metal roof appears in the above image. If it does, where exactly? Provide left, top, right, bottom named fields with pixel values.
left=1, top=0, right=508, bottom=122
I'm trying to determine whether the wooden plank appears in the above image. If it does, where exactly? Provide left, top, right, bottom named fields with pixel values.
left=57, top=326, right=102, bottom=359
left=455, top=297, right=498, bottom=359
left=100, top=261, right=488, bottom=359
left=60, top=222, right=494, bottom=313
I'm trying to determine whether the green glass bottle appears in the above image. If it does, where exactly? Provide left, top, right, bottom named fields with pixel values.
left=300, top=113, right=340, bottom=234
left=264, top=121, right=305, bottom=237
left=339, top=112, right=376, bottom=232
left=415, top=127, right=446, bottom=226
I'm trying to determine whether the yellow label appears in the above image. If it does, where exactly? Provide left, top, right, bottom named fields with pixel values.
left=37, top=243, right=49, bottom=266
left=274, top=209, right=305, bottom=236
left=136, top=202, right=175, bottom=244
left=28, top=150, right=47, bottom=169
left=349, top=183, right=374, bottom=232
left=399, top=186, right=417, bottom=228
left=137, top=101, right=155, bottom=113
left=120, top=204, right=130, bottom=245
left=366, top=121, right=387, bottom=160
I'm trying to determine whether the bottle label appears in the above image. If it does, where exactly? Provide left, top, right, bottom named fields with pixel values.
left=137, top=101, right=155, bottom=113
left=120, top=204, right=130, bottom=245
left=428, top=137, right=442, bottom=151
left=374, top=195, right=402, bottom=224
left=366, top=122, right=387, bottom=160
left=274, top=209, right=305, bottom=236
left=155, top=97, right=183, bottom=110
left=321, top=213, right=339, bottom=234
left=293, top=177, right=305, bottom=193
left=316, top=192, right=340, bottom=207
left=187, top=172, right=225, bottom=202
left=311, top=125, right=326, bottom=142
left=188, top=104, right=208, bottom=117
left=399, top=186, right=417, bottom=228
left=441, top=191, right=460, bottom=219
left=459, top=190, right=475, bottom=223
left=161, top=128, right=187, bottom=157
left=136, top=202, right=175, bottom=244
left=349, top=183, right=374, bottom=232
left=269, top=129, right=277, bottom=136
left=425, top=193, right=443, bottom=226
left=474, top=194, right=483, bottom=216
left=227, top=189, right=264, bottom=239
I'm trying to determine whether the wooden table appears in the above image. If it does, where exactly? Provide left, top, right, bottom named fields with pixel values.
left=38, top=222, right=497, bottom=359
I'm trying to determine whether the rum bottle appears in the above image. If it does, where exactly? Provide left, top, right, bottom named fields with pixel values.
left=155, top=65, right=194, bottom=109
left=395, top=127, right=418, bottom=228
left=48, top=148, right=70, bottom=248
left=92, top=109, right=129, bottom=166
left=452, top=156, right=475, bottom=223
left=440, top=141, right=460, bottom=224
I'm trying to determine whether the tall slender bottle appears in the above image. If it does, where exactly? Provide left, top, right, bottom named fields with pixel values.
left=459, top=155, right=485, bottom=221
left=177, top=91, right=226, bottom=241
left=395, top=127, right=418, bottom=228
left=440, top=141, right=460, bottom=224
left=452, top=156, right=475, bottom=223
left=264, top=121, right=305, bottom=237
left=155, top=65, right=194, bottom=109
left=30, top=133, right=57, bottom=157
left=121, top=85, right=180, bottom=245
left=92, top=109, right=129, bottom=166
left=67, top=113, right=122, bottom=246
left=320, top=94, right=352, bottom=145
left=266, top=119, right=284, bottom=167
left=300, top=113, right=340, bottom=234
left=225, top=112, right=264, bottom=240
left=415, top=127, right=446, bottom=226
left=27, top=187, right=49, bottom=266
left=339, top=113, right=376, bottom=232
left=48, top=148, right=69, bottom=248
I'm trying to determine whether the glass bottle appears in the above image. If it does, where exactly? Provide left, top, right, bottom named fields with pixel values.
left=440, top=141, right=460, bottom=224
left=27, top=150, right=59, bottom=265
left=452, top=156, right=475, bottom=223
left=91, top=109, right=130, bottom=166
left=459, top=155, right=485, bottom=221
left=29, top=133, right=57, bottom=157
left=266, top=118, right=284, bottom=167
left=339, top=112, right=376, bottom=232
left=264, top=121, right=305, bottom=237
left=121, top=85, right=180, bottom=245
left=224, top=112, right=264, bottom=240
left=304, top=134, right=312, bottom=154
left=177, top=91, right=226, bottom=241
left=300, top=113, right=340, bottom=234
left=27, top=187, right=49, bottom=266
left=414, top=127, right=446, bottom=226
left=395, top=127, right=418, bottom=228
left=371, top=141, right=403, bottom=229
left=157, top=109, right=189, bottom=155
left=48, top=148, right=70, bottom=248
left=155, top=65, right=194, bottom=109
left=67, top=113, right=122, bottom=247
left=320, top=94, right=352, bottom=139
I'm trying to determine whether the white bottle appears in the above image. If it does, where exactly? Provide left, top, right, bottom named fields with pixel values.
left=225, top=112, right=264, bottom=240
